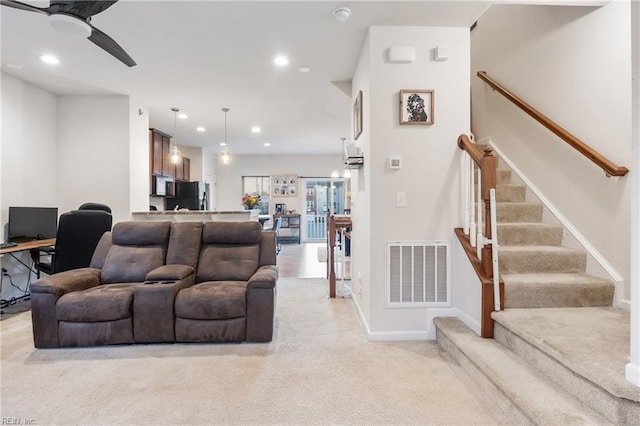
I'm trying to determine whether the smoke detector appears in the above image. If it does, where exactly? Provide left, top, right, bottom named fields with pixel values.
left=333, top=7, right=351, bottom=22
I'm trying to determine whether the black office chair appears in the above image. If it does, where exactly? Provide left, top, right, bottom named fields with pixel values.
left=78, top=202, right=112, bottom=213
left=30, top=209, right=113, bottom=278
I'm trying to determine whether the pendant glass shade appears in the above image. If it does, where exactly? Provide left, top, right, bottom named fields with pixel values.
left=220, top=107, right=231, bottom=165
left=170, top=107, right=182, bottom=164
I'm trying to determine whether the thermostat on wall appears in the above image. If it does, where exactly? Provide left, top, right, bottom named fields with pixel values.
left=388, top=156, right=401, bottom=169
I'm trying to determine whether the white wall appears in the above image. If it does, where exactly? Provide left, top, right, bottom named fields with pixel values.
left=129, top=100, right=150, bottom=216
left=0, top=73, right=59, bottom=300
left=471, top=3, right=632, bottom=300
left=352, top=26, right=470, bottom=339
left=57, top=96, right=131, bottom=224
left=215, top=154, right=343, bottom=212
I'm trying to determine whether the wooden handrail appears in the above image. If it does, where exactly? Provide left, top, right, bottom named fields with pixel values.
left=477, top=71, right=629, bottom=177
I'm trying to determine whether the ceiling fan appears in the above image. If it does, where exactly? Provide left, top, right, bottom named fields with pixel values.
left=1, top=0, right=136, bottom=67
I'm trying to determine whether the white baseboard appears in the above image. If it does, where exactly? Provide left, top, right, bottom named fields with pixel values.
left=625, top=362, right=640, bottom=387
left=454, top=308, right=482, bottom=336
left=488, top=139, right=625, bottom=299
left=351, top=292, right=458, bottom=341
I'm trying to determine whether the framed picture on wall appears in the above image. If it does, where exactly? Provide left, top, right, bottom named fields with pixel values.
left=399, top=89, right=434, bottom=125
left=271, top=175, right=298, bottom=197
left=353, top=90, right=363, bottom=140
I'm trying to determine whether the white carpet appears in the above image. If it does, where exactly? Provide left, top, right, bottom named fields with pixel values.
left=1, top=278, right=502, bottom=425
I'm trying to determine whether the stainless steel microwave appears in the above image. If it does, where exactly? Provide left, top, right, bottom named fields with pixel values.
left=152, top=175, right=174, bottom=197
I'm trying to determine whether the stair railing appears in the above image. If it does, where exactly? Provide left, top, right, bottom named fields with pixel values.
left=457, top=134, right=503, bottom=337
left=477, top=71, right=629, bottom=177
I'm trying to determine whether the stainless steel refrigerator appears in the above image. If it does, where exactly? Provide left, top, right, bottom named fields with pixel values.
left=165, top=181, right=210, bottom=211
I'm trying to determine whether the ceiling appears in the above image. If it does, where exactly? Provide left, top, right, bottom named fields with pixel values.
left=1, top=1, right=490, bottom=155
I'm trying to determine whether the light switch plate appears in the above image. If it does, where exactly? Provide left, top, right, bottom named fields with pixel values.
left=396, top=191, right=407, bottom=207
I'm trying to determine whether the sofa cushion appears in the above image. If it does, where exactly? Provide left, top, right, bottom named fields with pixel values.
left=175, top=281, right=247, bottom=320
left=202, top=221, right=262, bottom=245
left=112, top=221, right=171, bottom=245
left=101, top=246, right=166, bottom=284
left=166, top=222, right=203, bottom=268
left=57, top=283, right=139, bottom=322
left=197, top=245, right=259, bottom=282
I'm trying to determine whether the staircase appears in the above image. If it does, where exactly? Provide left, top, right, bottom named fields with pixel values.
left=437, top=150, right=640, bottom=424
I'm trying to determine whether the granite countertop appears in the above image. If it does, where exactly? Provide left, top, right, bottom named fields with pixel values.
left=132, top=211, right=252, bottom=215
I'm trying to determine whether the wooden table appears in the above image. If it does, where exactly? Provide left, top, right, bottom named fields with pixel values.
left=327, top=214, right=351, bottom=298
left=0, top=239, right=55, bottom=255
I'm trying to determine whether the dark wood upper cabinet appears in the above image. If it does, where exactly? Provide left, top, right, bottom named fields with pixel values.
left=149, top=128, right=173, bottom=178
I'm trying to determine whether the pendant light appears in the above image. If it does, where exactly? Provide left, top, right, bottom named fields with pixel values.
left=220, top=107, right=231, bottom=165
left=170, top=107, right=182, bottom=164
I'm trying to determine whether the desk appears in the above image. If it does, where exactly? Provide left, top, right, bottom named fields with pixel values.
left=0, top=239, right=56, bottom=255
left=1, top=239, right=55, bottom=309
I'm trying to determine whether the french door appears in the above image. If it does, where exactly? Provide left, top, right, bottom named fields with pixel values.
left=300, top=178, right=345, bottom=242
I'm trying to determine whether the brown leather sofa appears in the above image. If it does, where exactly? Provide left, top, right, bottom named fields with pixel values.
left=29, top=220, right=278, bottom=348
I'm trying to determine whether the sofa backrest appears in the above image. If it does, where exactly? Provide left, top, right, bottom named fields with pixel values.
left=196, top=221, right=262, bottom=282
left=101, top=221, right=172, bottom=284
left=166, top=222, right=203, bottom=268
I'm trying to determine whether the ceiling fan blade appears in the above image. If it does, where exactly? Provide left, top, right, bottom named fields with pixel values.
left=0, top=0, right=50, bottom=15
left=88, top=25, right=136, bottom=67
left=53, top=1, right=119, bottom=20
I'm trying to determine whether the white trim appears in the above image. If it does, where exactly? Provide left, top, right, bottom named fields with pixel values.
left=620, top=299, right=631, bottom=312
left=455, top=308, right=481, bottom=336
left=350, top=291, right=458, bottom=341
left=488, top=139, right=625, bottom=293
left=625, top=362, right=640, bottom=387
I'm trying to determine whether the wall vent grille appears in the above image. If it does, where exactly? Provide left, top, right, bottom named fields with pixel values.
left=386, top=241, right=450, bottom=307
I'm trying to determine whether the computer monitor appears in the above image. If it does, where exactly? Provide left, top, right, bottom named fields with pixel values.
left=8, top=207, right=58, bottom=242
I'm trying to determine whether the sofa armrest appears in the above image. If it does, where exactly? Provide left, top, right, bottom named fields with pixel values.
left=30, top=267, right=102, bottom=348
left=146, top=264, right=195, bottom=281
left=248, top=265, right=278, bottom=290
left=30, top=267, right=102, bottom=299
left=134, top=267, right=195, bottom=343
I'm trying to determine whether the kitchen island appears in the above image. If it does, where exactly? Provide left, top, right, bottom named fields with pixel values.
left=132, top=210, right=260, bottom=222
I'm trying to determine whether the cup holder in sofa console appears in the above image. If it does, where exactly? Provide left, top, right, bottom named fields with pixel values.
left=160, top=281, right=175, bottom=285
left=143, top=281, right=158, bottom=285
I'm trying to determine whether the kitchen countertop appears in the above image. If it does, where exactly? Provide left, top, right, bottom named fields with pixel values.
left=132, top=210, right=252, bottom=215
left=131, top=210, right=260, bottom=222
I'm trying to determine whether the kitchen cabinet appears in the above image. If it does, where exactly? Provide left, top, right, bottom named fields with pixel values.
left=149, top=128, right=173, bottom=178
left=174, top=156, right=191, bottom=181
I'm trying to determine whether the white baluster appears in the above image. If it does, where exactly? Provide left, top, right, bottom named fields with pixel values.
left=469, top=157, right=477, bottom=247
left=463, top=152, right=470, bottom=235
left=476, top=166, right=483, bottom=260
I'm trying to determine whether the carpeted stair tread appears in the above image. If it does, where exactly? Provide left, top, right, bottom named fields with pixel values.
left=501, top=273, right=614, bottom=308
left=498, top=246, right=586, bottom=273
left=496, top=222, right=563, bottom=246
left=434, top=317, right=611, bottom=425
left=496, top=169, right=511, bottom=184
left=492, top=308, right=639, bottom=424
left=495, top=202, right=543, bottom=223
left=476, top=184, right=525, bottom=203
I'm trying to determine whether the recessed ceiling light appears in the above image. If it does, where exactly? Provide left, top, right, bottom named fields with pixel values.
left=298, top=66, right=311, bottom=73
left=220, top=142, right=227, bottom=147
left=40, top=54, right=60, bottom=65
left=178, top=113, right=188, bottom=119
left=274, top=55, right=289, bottom=67
left=264, top=142, right=271, bottom=147
left=251, top=126, right=261, bottom=133
left=196, top=126, right=206, bottom=132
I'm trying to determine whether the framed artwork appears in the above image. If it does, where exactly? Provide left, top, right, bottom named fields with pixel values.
left=353, top=90, right=363, bottom=140
left=399, top=89, right=434, bottom=125
left=271, top=175, right=298, bottom=197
